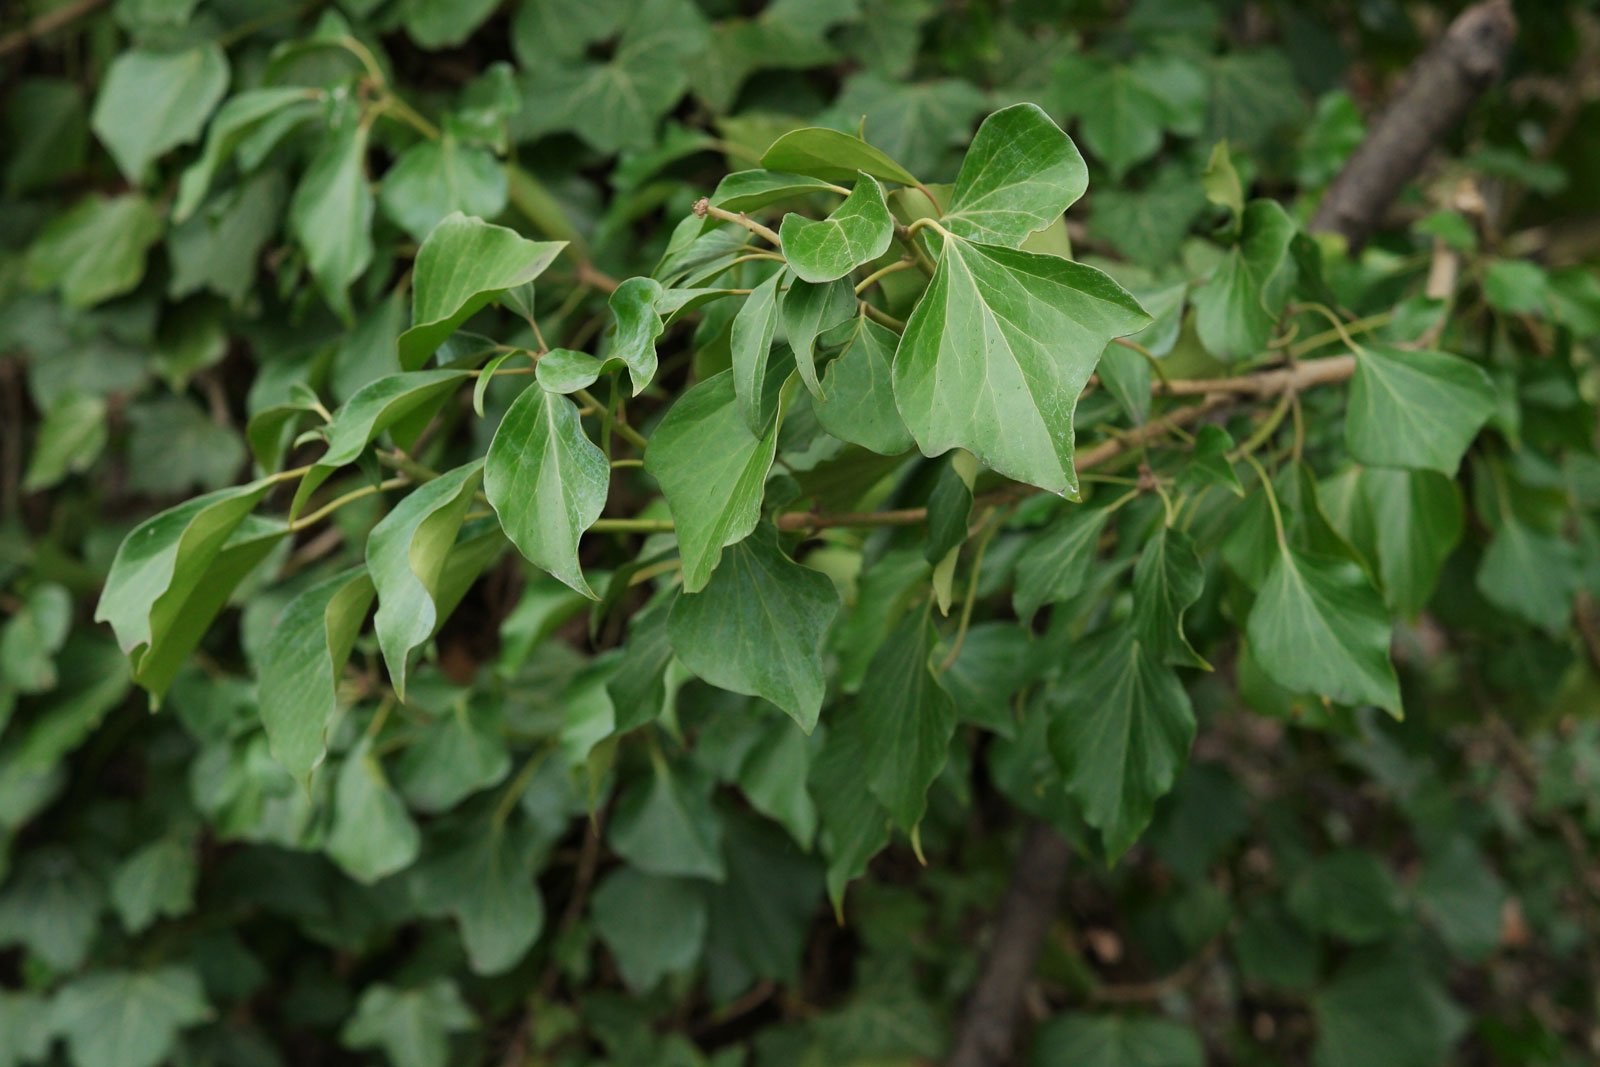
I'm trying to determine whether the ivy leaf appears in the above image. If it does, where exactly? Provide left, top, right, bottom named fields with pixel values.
left=51, top=967, right=212, bottom=1067
left=1131, top=527, right=1208, bottom=669
left=412, top=816, right=543, bottom=975
left=760, top=126, right=919, bottom=187
left=810, top=701, right=892, bottom=912
left=168, top=171, right=284, bottom=309
left=605, top=276, right=666, bottom=394
left=644, top=371, right=782, bottom=593
left=1321, top=466, right=1461, bottom=618
left=1033, top=1012, right=1203, bottom=1067
left=779, top=174, right=894, bottom=283
left=0, top=583, right=72, bottom=693
left=1191, top=200, right=1296, bottom=361
left=486, top=388, right=609, bottom=599
left=1346, top=346, right=1496, bottom=474
left=1049, top=627, right=1195, bottom=860
left=402, top=0, right=500, bottom=49
left=860, top=613, right=956, bottom=831
left=608, top=761, right=725, bottom=881
left=0, top=993, right=51, bottom=1067
left=1013, top=506, right=1111, bottom=623
left=341, top=980, right=475, bottom=1067
left=91, top=43, right=229, bottom=183
left=95, top=480, right=282, bottom=700
left=326, top=738, right=422, bottom=884
left=379, top=135, right=508, bottom=243
left=175, top=87, right=320, bottom=220
left=22, top=393, right=106, bottom=493
left=368, top=462, right=485, bottom=699
left=534, top=348, right=606, bottom=394
left=1288, top=850, right=1404, bottom=943
left=893, top=238, right=1150, bottom=496
left=1066, top=60, right=1185, bottom=180
left=259, top=568, right=376, bottom=782
left=782, top=276, right=858, bottom=397
left=941, top=102, right=1086, bottom=246
left=668, top=528, right=840, bottom=733
left=591, top=867, right=707, bottom=992
left=398, top=213, right=565, bottom=370
left=0, top=849, right=102, bottom=970
left=731, top=269, right=786, bottom=434
left=1246, top=544, right=1401, bottom=716
left=1475, top=517, right=1580, bottom=633
left=394, top=702, right=510, bottom=813
left=1088, top=166, right=1207, bottom=267
left=811, top=314, right=914, bottom=455
left=25, top=193, right=162, bottom=309
left=711, top=169, right=844, bottom=213
left=109, top=837, right=196, bottom=935
left=1312, top=950, right=1468, bottom=1067
left=1096, top=343, right=1152, bottom=424
left=739, top=718, right=818, bottom=848
left=288, top=112, right=373, bottom=320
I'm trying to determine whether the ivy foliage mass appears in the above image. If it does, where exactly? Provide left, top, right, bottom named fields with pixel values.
left=4, top=0, right=1600, bottom=1065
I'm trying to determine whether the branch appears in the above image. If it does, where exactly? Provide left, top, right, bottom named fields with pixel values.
left=1309, top=0, right=1517, bottom=249
left=0, top=0, right=106, bottom=58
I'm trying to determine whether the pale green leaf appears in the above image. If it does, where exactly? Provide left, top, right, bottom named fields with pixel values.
left=1191, top=199, right=1296, bottom=361
left=22, top=393, right=106, bottom=493
left=394, top=701, right=510, bottom=813
left=51, top=967, right=211, bottom=1067
left=605, top=276, right=665, bottom=394
left=175, top=87, right=319, bottom=221
left=288, top=114, right=374, bottom=320
left=711, top=169, right=843, bottom=213
left=760, top=126, right=919, bottom=186
left=341, top=980, right=475, bottom=1067
left=379, top=136, right=508, bottom=242
left=779, top=174, right=894, bottom=283
left=1312, top=951, right=1468, bottom=1067
left=1475, top=517, right=1580, bottom=633
left=0, top=583, right=72, bottom=693
left=811, top=314, right=913, bottom=455
left=326, top=737, right=421, bottom=884
left=782, top=276, right=857, bottom=397
left=731, top=268, right=785, bottom=434
left=26, top=193, right=163, bottom=309
left=109, top=837, right=196, bottom=934
left=942, top=102, right=1086, bottom=246
left=91, top=44, right=229, bottom=183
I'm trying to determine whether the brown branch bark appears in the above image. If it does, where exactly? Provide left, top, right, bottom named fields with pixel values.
left=1309, top=0, right=1517, bottom=250
left=0, top=0, right=106, bottom=58
left=945, top=823, right=1073, bottom=1067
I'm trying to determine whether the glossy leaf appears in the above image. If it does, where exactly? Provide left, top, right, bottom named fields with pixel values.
left=941, top=103, right=1087, bottom=246
left=811, top=314, right=914, bottom=454
left=779, top=174, right=894, bottom=283
left=711, top=169, right=843, bottom=212
left=288, top=114, right=373, bottom=320
left=760, top=126, right=919, bottom=186
left=606, top=276, right=666, bottom=394
left=782, top=276, right=858, bottom=397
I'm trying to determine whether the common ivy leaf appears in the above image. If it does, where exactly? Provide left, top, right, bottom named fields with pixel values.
left=1070, top=61, right=1183, bottom=180
left=394, top=702, right=510, bottom=813
left=95, top=480, right=282, bottom=699
left=402, top=0, right=500, bottom=49
left=534, top=348, right=606, bottom=394
left=591, top=867, right=707, bottom=992
left=809, top=701, right=892, bottom=912
left=486, top=388, right=608, bottom=599
left=1288, top=850, right=1405, bottom=943
left=412, top=816, right=543, bottom=975
left=668, top=528, right=840, bottom=733
left=1475, top=517, right=1580, bottom=633
left=1049, top=627, right=1195, bottom=860
left=326, top=737, right=422, bottom=884
left=1032, top=1012, right=1204, bottom=1067
left=779, top=174, right=894, bottom=283
left=1191, top=199, right=1296, bottom=361
left=1346, top=345, right=1496, bottom=475
left=22, top=393, right=107, bottom=493
left=0, top=583, right=72, bottom=693
left=259, top=568, right=375, bottom=782
left=858, top=613, right=955, bottom=830
left=341, top=980, right=475, bottom=1067
left=288, top=112, right=373, bottom=320
left=0, top=848, right=103, bottom=970
left=893, top=238, right=1150, bottom=496
left=109, top=837, right=196, bottom=935
left=702, top=814, right=822, bottom=990
left=812, top=314, right=913, bottom=455
left=1131, top=527, right=1208, bottom=669
left=1012, top=505, right=1110, bottom=622
left=1312, top=950, right=1468, bottom=1067
left=821, top=74, right=986, bottom=182
left=605, top=276, right=666, bottom=394
left=608, top=761, right=725, bottom=881
left=1321, top=467, right=1461, bottom=618
left=1087, top=166, right=1207, bottom=268
left=731, top=269, right=785, bottom=434
left=1246, top=544, right=1401, bottom=716
left=398, top=213, right=565, bottom=369
left=1096, top=344, right=1152, bottom=424
left=91, top=43, right=229, bottom=183
left=168, top=171, right=284, bottom=309
left=51, top=967, right=212, bottom=1067
left=175, top=87, right=320, bottom=220
left=711, top=169, right=844, bottom=213
left=644, top=370, right=782, bottom=593
left=0, top=992, right=50, bottom=1067
left=941, top=102, right=1086, bottom=246
left=782, top=276, right=858, bottom=397
left=5, top=79, right=86, bottom=197
left=379, top=135, right=508, bottom=242
left=511, top=0, right=628, bottom=63
left=25, top=193, right=162, bottom=309
left=368, top=461, right=485, bottom=699
left=1178, top=425, right=1244, bottom=497
left=760, top=126, right=919, bottom=187
left=738, top=718, right=818, bottom=848
left=1206, top=51, right=1305, bottom=152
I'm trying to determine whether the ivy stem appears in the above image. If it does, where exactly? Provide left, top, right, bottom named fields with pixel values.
left=1285, top=311, right=1391, bottom=358
left=377, top=450, right=439, bottom=483
left=694, top=199, right=783, bottom=247
left=591, top=517, right=676, bottom=534
left=575, top=388, right=649, bottom=451
left=860, top=302, right=906, bottom=331
left=1291, top=302, right=1370, bottom=354
left=611, top=457, right=644, bottom=469
left=493, top=744, right=555, bottom=828
left=939, top=508, right=1001, bottom=672
left=290, top=476, right=408, bottom=532
left=854, top=258, right=917, bottom=294
left=1230, top=390, right=1294, bottom=458
left=1242, top=453, right=1288, bottom=551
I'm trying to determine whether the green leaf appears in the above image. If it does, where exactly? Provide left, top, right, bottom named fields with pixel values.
left=1475, top=517, right=1580, bottom=633
left=96, top=480, right=281, bottom=699
left=341, top=980, right=475, bottom=1067
left=1202, top=140, right=1244, bottom=218
left=168, top=171, right=284, bottom=309
left=645, top=370, right=782, bottom=593
left=326, top=737, right=422, bottom=884
left=1, top=583, right=71, bottom=694
left=591, top=867, right=707, bottom=992
left=1033, top=1012, right=1203, bottom=1067
left=259, top=568, right=375, bottom=782
left=1321, top=466, right=1461, bottom=618
left=26, top=193, right=163, bottom=309
left=779, top=174, right=894, bottom=283
left=1131, top=527, right=1208, bottom=669
left=859, top=612, right=955, bottom=830
left=940, top=103, right=1087, bottom=246
left=1049, top=627, right=1194, bottom=860
left=822, top=74, right=986, bottom=182
left=1178, top=425, right=1244, bottom=497
left=0, top=992, right=51, bottom=1067
left=811, top=314, right=914, bottom=455
left=289, top=114, right=373, bottom=320
left=782, top=276, right=858, bottom=397
left=126, top=395, right=246, bottom=495
left=760, top=126, right=919, bottom=187
left=711, top=169, right=844, bottom=213
left=1191, top=199, right=1296, bottom=361
left=91, top=44, right=229, bottom=183
left=1088, top=168, right=1207, bottom=268
left=412, top=817, right=543, bottom=974
left=380, top=135, right=508, bottom=243
left=403, top=0, right=500, bottom=48
left=731, top=269, right=786, bottom=434
left=810, top=701, right=892, bottom=912
left=51, top=967, right=211, bottom=1067
left=1246, top=544, right=1401, bottom=716
left=1013, top=506, right=1110, bottom=623
left=1058, top=57, right=1197, bottom=181
left=668, top=528, right=840, bottom=733
left=1096, top=343, right=1152, bottom=424
left=1312, top=950, right=1468, bottom=1067
left=605, top=276, right=666, bottom=394
left=5, top=78, right=87, bottom=197
left=1288, top=850, right=1405, bottom=942
left=608, top=760, right=725, bottom=881
left=368, top=461, right=485, bottom=699
left=109, top=837, right=196, bottom=934
left=175, top=87, right=319, bottom=221
left=1346, top=345, right=1495, bottom=474
left=534, top=348, right=606, bottom=394
left=486, top=388, right=609, bottom=598
left=394, top=701, right=510, bottom=813
left=0, top=848, right=103, bottom=970
left=738, top=718, right=818, bottom=848
left=22, top=393, right=106, bottom=493
left=893, top=237, right=1149, bottom=496
left=702, top=814, right=821, bottom=989
left=398, top=213, right=565, bottom=370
